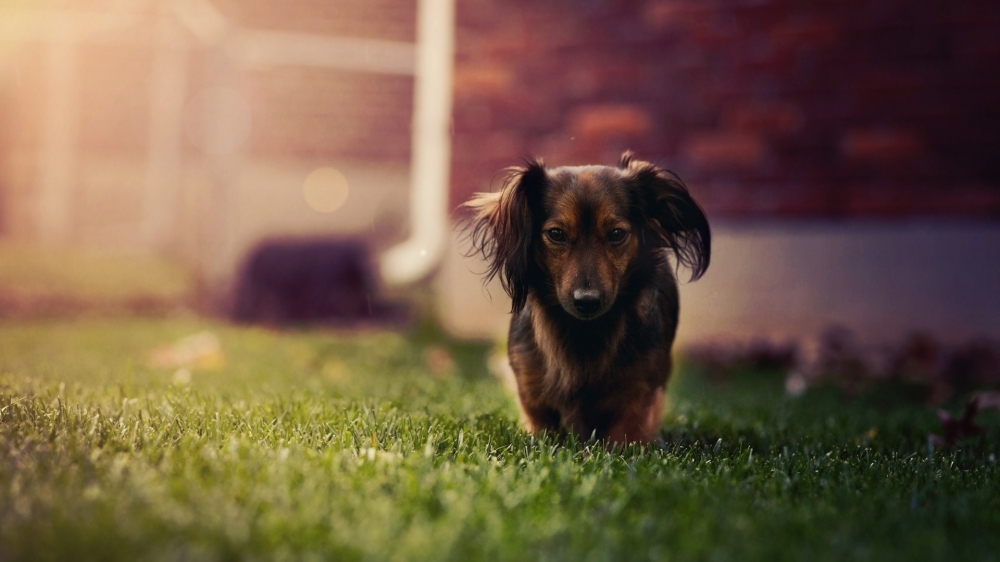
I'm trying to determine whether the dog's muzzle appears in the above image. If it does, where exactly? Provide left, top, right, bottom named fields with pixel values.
left=572, top=288, right=602, bottom=317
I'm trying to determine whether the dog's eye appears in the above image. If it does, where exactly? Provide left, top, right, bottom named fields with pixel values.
left=546, top=228, right=567, bottom=243
left=608, top=228, right=628, bottom=243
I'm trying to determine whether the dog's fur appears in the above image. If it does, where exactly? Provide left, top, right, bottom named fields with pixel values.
left=465, top=152, right=711, bottom=444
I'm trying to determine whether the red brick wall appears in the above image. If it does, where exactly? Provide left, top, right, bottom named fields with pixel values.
left=450, top=0, right=1000, bottom=217
left=242, top=66, right=413, bottom=162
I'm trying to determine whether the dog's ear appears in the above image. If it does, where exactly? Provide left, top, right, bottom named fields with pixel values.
left=463, top=159, right=547, bottom=313
left=621, top=153, right=711, bottom=280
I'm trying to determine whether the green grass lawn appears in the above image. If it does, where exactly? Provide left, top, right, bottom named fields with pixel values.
left=1, top=317, right=998, bottom=562
left=0, top=242, right=193, bottom=316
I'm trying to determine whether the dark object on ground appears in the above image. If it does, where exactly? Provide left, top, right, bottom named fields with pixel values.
left=685, top=340, right=798, bottom=382
left=944, top=340, right=1000, bottom=394
left=814, top=325, right=873, bottom=393
left=231, top=239, right=406, bottom=326
left=930, top=398, right=986, bottom=449
left=744, top=340, right=797, bottom=372
left=685, top=325, right=1000, bottom=406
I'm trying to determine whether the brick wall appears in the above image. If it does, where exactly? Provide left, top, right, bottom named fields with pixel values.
left=240, top=66, right=413, bottom=162
left=450, top=0, right=1000, bottom=217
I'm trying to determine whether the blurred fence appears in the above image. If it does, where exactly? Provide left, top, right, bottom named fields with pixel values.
left=0, top=0, right=427, bottom=284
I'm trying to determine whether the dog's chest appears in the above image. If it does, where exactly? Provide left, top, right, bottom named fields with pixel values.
left=528, top=311, right=632, bottom=399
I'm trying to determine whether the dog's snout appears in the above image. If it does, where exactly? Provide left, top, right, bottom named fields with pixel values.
left=572, top=288, right=602, bottom=316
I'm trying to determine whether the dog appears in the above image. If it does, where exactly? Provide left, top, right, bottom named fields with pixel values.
left=465, top=152, right=711, bottom=445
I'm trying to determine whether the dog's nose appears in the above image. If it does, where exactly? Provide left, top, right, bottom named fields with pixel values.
left=572, top=288, right=602, bottom=316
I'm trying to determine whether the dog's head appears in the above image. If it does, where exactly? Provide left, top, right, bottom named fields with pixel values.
left=465, top=152, right=710, bottom=320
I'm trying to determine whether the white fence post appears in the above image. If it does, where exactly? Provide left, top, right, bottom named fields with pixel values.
left=142, top=14, right=189, bottom=251
left=37, top=19, right=78, bottom=245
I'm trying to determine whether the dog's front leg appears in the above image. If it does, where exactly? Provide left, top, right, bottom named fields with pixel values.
left=605, top=386, right=665, bottom=444
left=517, top=394, right=561, bottom=435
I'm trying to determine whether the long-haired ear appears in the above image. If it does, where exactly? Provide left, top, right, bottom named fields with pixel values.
left=462, top=159, right=547, bottom=313
left=622, top=155, right=711, bottom=280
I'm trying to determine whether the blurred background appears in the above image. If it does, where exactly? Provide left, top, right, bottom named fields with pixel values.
left=0, top=0, right=998, bottom=357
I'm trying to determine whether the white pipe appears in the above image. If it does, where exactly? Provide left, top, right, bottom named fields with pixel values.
left=379, top=0, right=455, bottom=286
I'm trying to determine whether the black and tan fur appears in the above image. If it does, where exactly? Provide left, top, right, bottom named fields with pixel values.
left=465, top=152, right=710, bottom=445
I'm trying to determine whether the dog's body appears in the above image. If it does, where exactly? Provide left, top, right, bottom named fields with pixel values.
left=466, top=153, right=711, bottom=445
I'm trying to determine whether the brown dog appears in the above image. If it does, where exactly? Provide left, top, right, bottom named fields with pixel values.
left=465, top=152, right=711, bottom=445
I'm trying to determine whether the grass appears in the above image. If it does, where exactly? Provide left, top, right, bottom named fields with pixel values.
left=0, top=242, right=192, bottom=314
left=1, top=317, right=999, bottom=562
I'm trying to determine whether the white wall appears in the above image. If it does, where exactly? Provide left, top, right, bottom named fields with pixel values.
left=439, top=220, right=1000, bottom=346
